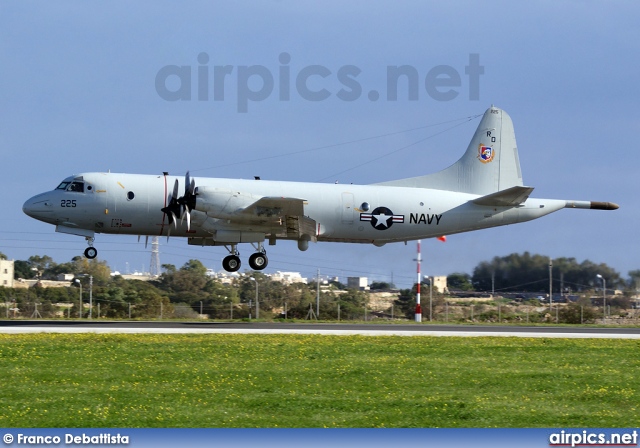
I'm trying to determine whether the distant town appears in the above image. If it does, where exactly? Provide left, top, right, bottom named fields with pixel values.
left=1, top=251, right=638, bottom=324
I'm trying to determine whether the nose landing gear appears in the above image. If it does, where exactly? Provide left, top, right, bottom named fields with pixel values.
left=84, top=237, right=98, bottom=259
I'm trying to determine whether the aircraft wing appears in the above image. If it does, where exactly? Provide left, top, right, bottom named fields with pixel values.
left=472, top=186, right=535, bottom=207
left=238, top=196, right=306, bottom=218
left=232, top=196, right=316, bottom=239
left=193, top=190, right=318, bottom=241
left=237, top=196, right=317, bottom=240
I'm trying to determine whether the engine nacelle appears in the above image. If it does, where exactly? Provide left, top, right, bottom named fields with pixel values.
left=195, top=187, right=257, bottom=219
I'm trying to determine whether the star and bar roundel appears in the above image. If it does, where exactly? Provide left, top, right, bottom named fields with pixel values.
left=360, top=207, right=404, bottom=230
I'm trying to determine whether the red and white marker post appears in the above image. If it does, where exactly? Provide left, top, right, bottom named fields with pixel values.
left=415, top=240, right=422, bottom=322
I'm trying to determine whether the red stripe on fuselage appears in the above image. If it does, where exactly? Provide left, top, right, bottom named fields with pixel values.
left=159, top=175, right=167, bottom=236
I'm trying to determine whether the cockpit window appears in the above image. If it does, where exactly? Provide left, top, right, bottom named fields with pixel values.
left=56, top=182, right=70, bottom=190
left=67, top=181, right=84, bottom=192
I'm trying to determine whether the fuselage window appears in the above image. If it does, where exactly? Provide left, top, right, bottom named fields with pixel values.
left=67, top=182, right=84, bottom=193
left=56, top=182, right=70, bottom=190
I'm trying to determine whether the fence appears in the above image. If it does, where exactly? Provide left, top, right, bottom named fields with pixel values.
left=3, top=301, right=640, bottom=324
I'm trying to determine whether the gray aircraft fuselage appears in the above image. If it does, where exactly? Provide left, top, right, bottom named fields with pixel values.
left=22, top=106, right=618, bottom=272
left=23, top=173, right=569, bottom=242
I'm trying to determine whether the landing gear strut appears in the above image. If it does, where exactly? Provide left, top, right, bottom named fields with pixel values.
left=84, top=237, right=98, bottom=259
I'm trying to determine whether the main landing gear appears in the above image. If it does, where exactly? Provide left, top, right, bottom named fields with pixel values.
left=84, top=237, right=98, bottom=259
left=222, top=249, right=241, bottom=272
left=222, top=243, right=268, bottom=272
left=248, top=252, right=268, bottom=270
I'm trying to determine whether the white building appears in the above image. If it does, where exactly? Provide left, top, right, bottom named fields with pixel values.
left=57, top=273, right=75, bottom=281
left=206, top=270, right=239, bottom=285
left=347, top=277, right=369, bottom=291
left=270, top=272, right=307, bottom=285
left=0, top=260, right=14, bottom=288
left=431, top=276, right=448, bottom=294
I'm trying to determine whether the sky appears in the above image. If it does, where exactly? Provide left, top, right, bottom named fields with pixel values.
left=1, top=1, right=638, bottom=289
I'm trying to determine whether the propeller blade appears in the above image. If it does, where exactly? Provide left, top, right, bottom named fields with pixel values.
left=185, top=208, right=191, bottom=231
left=172, top=178, right=179, bottom=199
left=161, top=177, right=183, bottom=226
left=166, top=223, right=172, bottom=242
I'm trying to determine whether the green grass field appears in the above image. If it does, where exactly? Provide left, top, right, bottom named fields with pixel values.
left=1, top=333, right=639, bottom=427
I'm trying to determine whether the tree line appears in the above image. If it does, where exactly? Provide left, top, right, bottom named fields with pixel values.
left=446, top=251, right=638, bottom=293
left=1, top=251, right=638, bottom=322
left=0, top=253, right=368, bottom=320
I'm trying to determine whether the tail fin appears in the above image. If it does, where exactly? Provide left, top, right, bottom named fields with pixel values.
left=376, top=106, right=524, bottom=195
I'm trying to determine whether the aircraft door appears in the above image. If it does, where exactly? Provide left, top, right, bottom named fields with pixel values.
left=105, top=175, right=150, bottom=235
left=341, top=192, right=354, bottom=224
left=87, top=177, right=109, bottom=233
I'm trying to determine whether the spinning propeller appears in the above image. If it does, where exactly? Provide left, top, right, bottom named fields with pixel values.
left=178, top=172, right=197, bottom=231
left=160, top=172, right=197, bottom=237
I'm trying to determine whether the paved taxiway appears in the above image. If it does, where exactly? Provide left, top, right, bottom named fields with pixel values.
left=1, top=321, right=640, bottom=338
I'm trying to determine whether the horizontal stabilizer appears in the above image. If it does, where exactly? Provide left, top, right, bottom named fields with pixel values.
left=472, top=186, right=534, bottom=207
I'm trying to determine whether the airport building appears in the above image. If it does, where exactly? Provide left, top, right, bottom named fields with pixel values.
left=347, top=277, right=369, bottom=291
left=0, top=259, right=14, bottom=288
left=431, top=276, right=448, bottom=294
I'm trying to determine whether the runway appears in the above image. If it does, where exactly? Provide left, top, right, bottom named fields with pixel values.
left=1, top=320, right=640, bottom=338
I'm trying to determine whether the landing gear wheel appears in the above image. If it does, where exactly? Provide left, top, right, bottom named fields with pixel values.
left=84, top=247, right=98, bottom=259
left=249, top=253, right=268, bottom=270
left=222, top=255, right=241, bottom=272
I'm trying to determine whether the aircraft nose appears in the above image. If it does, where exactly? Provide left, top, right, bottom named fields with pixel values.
left=23, top=193, right=55, bottom=221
